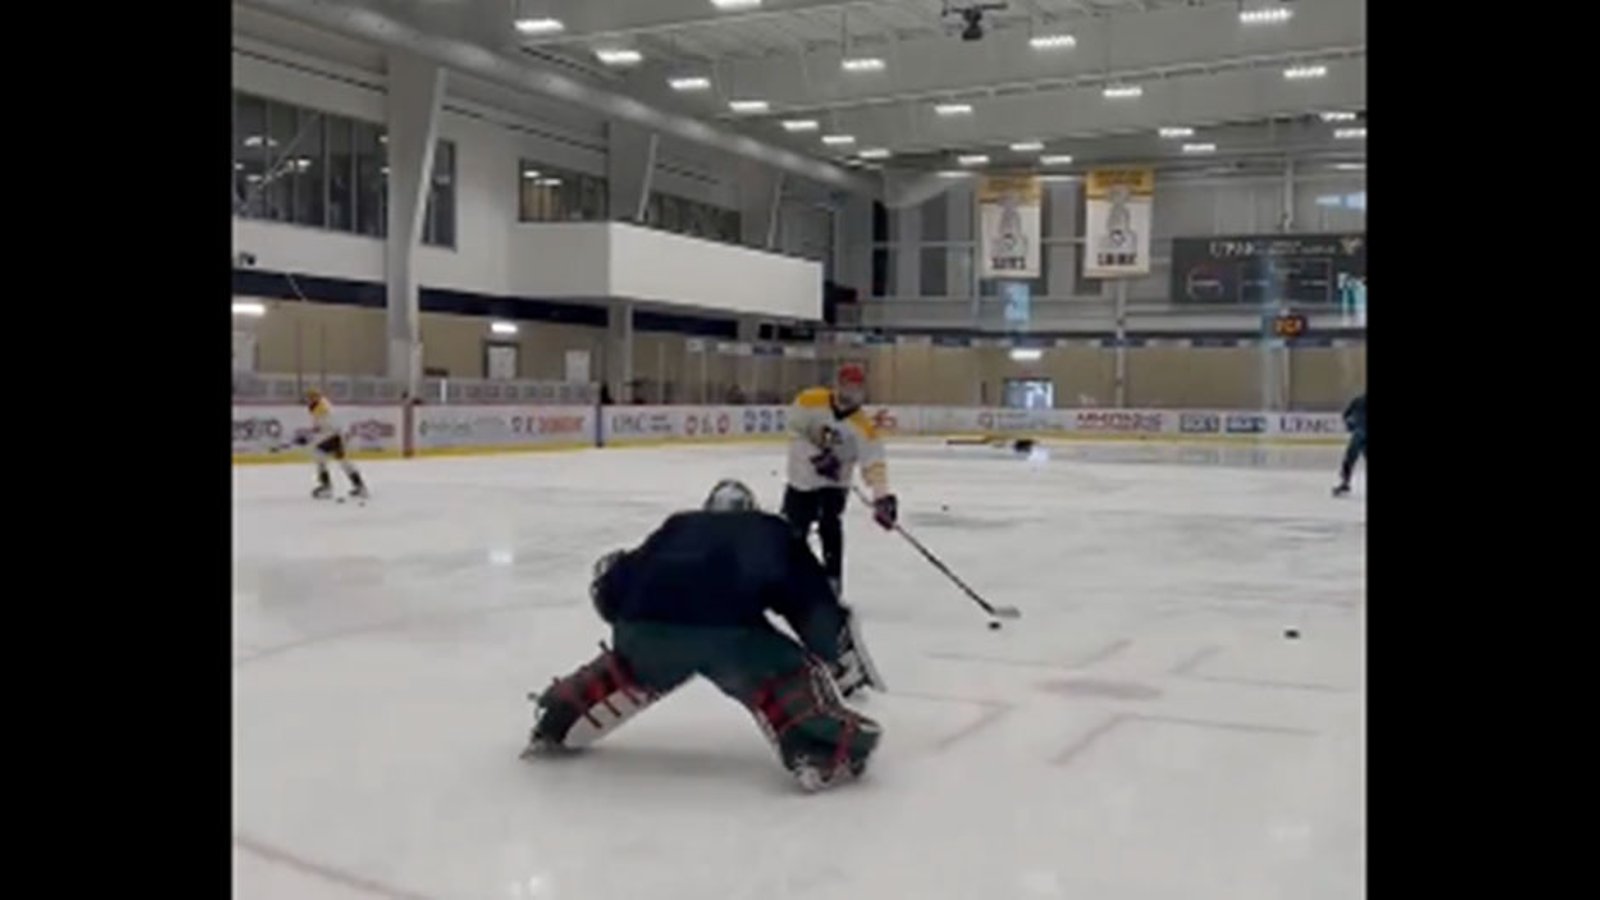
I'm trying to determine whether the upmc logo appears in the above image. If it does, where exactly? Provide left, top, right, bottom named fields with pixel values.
left=1179, top=413, right=1220, bottom=434
left=610, top=413, right=674, bottom=436
left=1076, top=411, right=1163, bottom=433
left=1225, top=414, right=1267, bottom=434
left=1278, top=414, right=1340, bottom=434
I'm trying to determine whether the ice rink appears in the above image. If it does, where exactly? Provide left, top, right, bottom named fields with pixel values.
left=233, top=439, right=1365, bottom=900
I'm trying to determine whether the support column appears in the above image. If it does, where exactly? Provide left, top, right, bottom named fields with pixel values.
left=737, top=161, right=783, bottom=249
left=1281, top=157, right=1296, bottom=232
left=384, top=51, right=445, bottom=393
left=1113, top=279, right=1128, bottom=407
left=608, top=121, right=657, bottom=222
left=607, top=299, right=634, bottom=402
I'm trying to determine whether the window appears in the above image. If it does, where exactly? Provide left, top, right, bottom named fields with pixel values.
left=231, top=91, right=455, bottom=247
left=920, top=246, right=948, bottom=297
left=642, top=191, right=742, bottom=245
left=518, top=159, right=608, bottom=222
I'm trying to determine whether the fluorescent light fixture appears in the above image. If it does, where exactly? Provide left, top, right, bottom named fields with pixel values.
left=711, top=0, right=763, bottom=9
left=245, top=174, right=262, bottom=182
left=957, top=154, right=990, bottom=166
left=842, top=57, right=886, bottom=72
left=514, top=18, right=564, bottom=36
left=595, top=48, right=643, bottom=66
left=1009, top=348, right=1043, bottom=362
left=1159, top=126, right=1195, bottom=138
left=1239, top=7, right=1293, bottom=25
left=521, top=169, right=541, bottom=180
left=536, top=178, right=563, bottom=187
left=858, top=148, right=891, bottom=160
left=242, top=135, right=277, bottom=148
left=1029, top=34, right=1077, bottom=50
left=669, top=76, right=712, bottom=91
left=234, top=162, right=244, bottom=171
left=1010, top=141, right=1045, bottom=152
left=1332, top=162, right=1367, bottom=171
left=729, top=99, right=770, bottom=113
left=1335, top=127, right=1367, bottom=139
left=938, top=170, right=972, bottom=178
left=781, top=119, right=819, bottom=132
left=1103, top=84, right=1143, bottom=99
left=822, top=134, right=857, bottom=146
left=1320, top=111, right=1358, bottom=122
left=1182, top=142, right=1217, bottom=153
left=491, top=321, right=519, bottom=336
left=232, top=301, right=267, bottom=317
left=934, top=102, right=974, bottom=116
left=1284, top=65, right=1328, bottom=80
left=1040, top=154, right=1074, bottom=165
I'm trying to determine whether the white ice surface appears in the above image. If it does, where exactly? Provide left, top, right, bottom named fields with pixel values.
left=233, top=440, right=1364, bottom=900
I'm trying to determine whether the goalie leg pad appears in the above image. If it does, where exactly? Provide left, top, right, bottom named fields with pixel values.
left=832, top=604, right=886, bottom=697
left=748, top=657, right=881, bottom=789
left=526, top=642, right=660, bottom=754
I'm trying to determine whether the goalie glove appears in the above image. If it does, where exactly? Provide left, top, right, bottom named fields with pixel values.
left=871, top=494, right=898, bottom=530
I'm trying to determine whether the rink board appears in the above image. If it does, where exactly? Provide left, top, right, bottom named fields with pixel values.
left=232, top=403, right=1347, bottom=463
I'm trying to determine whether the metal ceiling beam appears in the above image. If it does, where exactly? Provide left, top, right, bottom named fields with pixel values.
left=524, top=0, right=904, bottom=45
left=236, top=0, right=875, bottom=194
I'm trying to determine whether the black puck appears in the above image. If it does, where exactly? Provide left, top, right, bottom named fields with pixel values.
left=988, top=620, right=1001, bottom=630
left=1283, top=628, right=1300, bottom=639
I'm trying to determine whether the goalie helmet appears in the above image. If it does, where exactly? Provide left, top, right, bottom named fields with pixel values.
left=704, top=479, right=758, bottom=512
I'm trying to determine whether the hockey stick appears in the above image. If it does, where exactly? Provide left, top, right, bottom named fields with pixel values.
left=852, top=486, right=1022, bottom=620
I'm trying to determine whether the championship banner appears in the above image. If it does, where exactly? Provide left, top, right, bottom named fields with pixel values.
left=978, top=175, right=1042, bottom=279
left=1084, top=167, right=1155, bottom=277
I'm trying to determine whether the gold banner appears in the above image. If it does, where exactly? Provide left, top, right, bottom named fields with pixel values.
left=1085, top=168, right=1155, bottom=199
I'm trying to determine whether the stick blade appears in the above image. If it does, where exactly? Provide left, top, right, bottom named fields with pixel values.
left=989, top=606, right=1023, bottom=619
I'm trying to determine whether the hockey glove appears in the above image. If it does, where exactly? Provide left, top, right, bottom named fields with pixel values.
left=292, top=434, right=309, bottom=446
left=872, top=494, right=898, bottom=530
left=811, top=449, right=843, bottom=481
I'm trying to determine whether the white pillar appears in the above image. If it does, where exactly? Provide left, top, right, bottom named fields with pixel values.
left=384, top=50, right=445, bottom=393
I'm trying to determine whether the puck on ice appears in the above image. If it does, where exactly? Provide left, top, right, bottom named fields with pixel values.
left=988, top=621, right=1001, bottom=630
left=1283, top=628, right=1300, bottom=639
left=941, top=504, right=950, bottom=512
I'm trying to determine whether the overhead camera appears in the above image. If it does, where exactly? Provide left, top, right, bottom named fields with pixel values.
left=942, top=2, right=1008, bottom=42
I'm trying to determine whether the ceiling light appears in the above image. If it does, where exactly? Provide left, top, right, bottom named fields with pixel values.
left=858, top=148, right=891, bottom=160
left=595, top=48, right=642, bottom=66
left=841, top=57, right=886, bottom=72
left=781, top=119, right=819, bottom=131
left=1239, top=7, right=1294, bottom=25
left=513, top=18, right=564, bottom=36
left=1181, top=142, right=1217, bottom=153
left=1040, top=154, right=1074, bottom=165
left=822, top=134, right=856, bottom=146
left=1009, top=348, right=1043, bottom=361
left=232, top=301, right=267, bottom=317
left=938, top=170, right=972, bottom=178
left=521, top=169, right=541, bottom=180
left=669, top=76, right=712, bottom=91
left=1029, top=34, right=1076, bottom=50
left=491, top=321, right=519, bottom=336
left=1284, top=65, right=1328, bottom=80
left=1103, top=84, right=1143, bottom=99
left=1333, top=162, right=1367, bottom=171
left=957, top=154, right=989, bottom=166
left=242, top=135, right=277, bottom=148
left=934, top=103, right=974, bottom=116
left=711, top=0, right=763, bottom=10
left=1010, top=141, right=1045, bottom=152
left=536, top=178, right=563, bottom=187
left=1320, top=111, right=1358, bottom=122
left=729, top=100, right=770, bottom=113
left=1334, top=127, right=1367, bottom=139
left=1159, top=126, right=1195, bottom=138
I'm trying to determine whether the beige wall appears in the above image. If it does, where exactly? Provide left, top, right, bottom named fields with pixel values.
left=235, top=300, right=1364, bottom=409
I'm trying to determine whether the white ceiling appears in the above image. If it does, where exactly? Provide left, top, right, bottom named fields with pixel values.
left=241, top=1, right=1366, bottom=183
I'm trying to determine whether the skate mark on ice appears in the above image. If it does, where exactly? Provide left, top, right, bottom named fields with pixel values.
left=234, top=834, right=436, bottom=900
left=927, top=638, right=1131, bottom=672
left=1167, top=644, right=1354, bottom=694
left=233, top=597, right=579, bottom=667
left=890, top=690, right=1015, bottom=752
left=1038, top=678, right=1162, bottom=701
left=1051, top=712, right=1318, bottom=767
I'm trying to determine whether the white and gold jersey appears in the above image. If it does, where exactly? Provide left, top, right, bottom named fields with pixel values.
left=785, top=387, right=889, bottom=496
left=307, top=396, right=341, bottom=442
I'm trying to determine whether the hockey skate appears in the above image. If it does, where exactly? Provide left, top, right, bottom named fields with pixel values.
left=311, top=483, right=333, bottom=500
left=790, top=754, right=868, bottom=792
left=349, top=482, right=370, bottom=500
left=1331, top=482, right=1351, bottom=497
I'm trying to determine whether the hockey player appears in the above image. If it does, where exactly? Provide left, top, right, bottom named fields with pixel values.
left=295, top=388, right=369, bottom=500
left=1332, top=391, right=1366, bottom=497
left=783, top=362, right=898, bottom=596
left=522, top=480, right=881, bottom=791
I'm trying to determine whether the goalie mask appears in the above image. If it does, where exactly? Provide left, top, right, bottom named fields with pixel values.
left=704, top=479, right=758, bottom=512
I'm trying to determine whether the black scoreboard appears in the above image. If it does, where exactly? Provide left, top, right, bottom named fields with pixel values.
left=1170, top=233, right=1365, bottom=305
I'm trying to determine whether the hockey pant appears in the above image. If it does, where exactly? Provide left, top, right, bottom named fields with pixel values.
left=527, top=621, right=880, bottom=785
left=1339, top=430, right=1366, bottom=484
left=312, top=435, right=364, bottom=492
left=782, top=486, right=849, bottom=587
